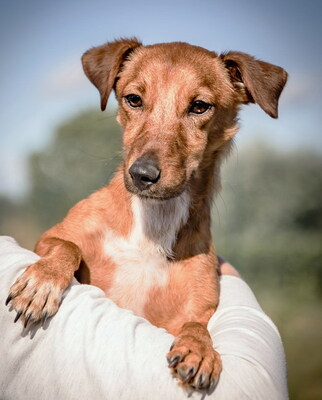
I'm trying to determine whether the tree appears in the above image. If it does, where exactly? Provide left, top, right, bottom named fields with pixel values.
left=29, top=109, right=122, bottom=230
left=212, top=141, right=322, bottom=292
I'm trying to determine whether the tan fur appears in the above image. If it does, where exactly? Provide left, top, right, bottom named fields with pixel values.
left=7, top=38, right=287, bottom=390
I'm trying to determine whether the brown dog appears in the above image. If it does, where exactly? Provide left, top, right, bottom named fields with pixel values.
left=6, top=38, right=287, bottom=390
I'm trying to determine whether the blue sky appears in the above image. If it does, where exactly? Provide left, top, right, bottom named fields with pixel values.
left=1, top=0, right=321, bottom=198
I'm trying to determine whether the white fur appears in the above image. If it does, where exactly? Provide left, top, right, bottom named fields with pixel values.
left=130, top=191, right=190, bottom=258
left=104, top=191, right=190, bottom=315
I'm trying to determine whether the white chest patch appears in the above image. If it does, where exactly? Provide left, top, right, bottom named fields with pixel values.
left=103, top=191, right=190, bottom=315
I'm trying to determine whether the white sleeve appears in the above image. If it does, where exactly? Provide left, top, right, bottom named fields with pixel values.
left=0, top=236, right=288, bottom=400
left=209, top=275, right=289, bottom=400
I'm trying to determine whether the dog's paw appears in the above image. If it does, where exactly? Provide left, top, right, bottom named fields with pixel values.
left=167, top=335, right=221, bottom=390
left=5, top=259, right=69, bottom=328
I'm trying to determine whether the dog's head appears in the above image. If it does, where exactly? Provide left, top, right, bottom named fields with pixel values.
left=82, top=38, right=287, bottom=200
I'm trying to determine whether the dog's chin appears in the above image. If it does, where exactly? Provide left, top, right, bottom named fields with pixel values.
left=137, top=193, right=182, bottom=202
left=124, top=179, right=186, bottom=201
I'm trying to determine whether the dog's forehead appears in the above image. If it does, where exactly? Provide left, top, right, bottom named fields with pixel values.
left=119, top=42, right=232, bottom=101
left=142, top=41, right=218, bottom=68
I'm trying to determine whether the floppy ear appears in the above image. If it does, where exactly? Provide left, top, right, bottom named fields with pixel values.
left=82, top=38, right=142, bottom=111
left=220, top=52, right=288, bottom=118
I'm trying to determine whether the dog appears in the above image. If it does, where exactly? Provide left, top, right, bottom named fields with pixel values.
left=6, top=38, right=287, bottom=390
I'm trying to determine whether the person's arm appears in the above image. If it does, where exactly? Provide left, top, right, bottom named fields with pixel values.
left=217, top=255, right=240, bottom=277
left=0, top=236, right=288, bottom=400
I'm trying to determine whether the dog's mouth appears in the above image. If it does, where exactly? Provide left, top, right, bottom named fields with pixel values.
left=124, top=173, right=186, bottom=201
left=124, top=177, right=186, bottom=201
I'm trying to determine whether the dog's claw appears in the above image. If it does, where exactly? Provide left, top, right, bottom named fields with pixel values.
left=209, top=378, right=217, bottom=391
left=24, top=312, right=32, bottom=328
left=42, top=311, right=49, bottom=325
left=167, top=354, right=181, bottom=368
left=178, top=366, right=196, bottom=383
left=14, top=310, right=23, bottom=323
left=197, top=374, right=204, bottom=388
left=196, top=373, right=209, bottom=389
left=5, top=294, right=12, bottom=306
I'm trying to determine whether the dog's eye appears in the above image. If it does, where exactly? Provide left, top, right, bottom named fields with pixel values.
left=125, top=94, right=143, bottom=108
left=189, top=100, right=212, bottom=114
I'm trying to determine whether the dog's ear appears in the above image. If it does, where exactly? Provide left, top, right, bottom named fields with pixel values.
left=82, top=38, right=142, bottom=111
left=220, top=52, right=288, bottom=118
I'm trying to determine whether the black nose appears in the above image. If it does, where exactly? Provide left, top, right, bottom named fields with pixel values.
left=129, top=157, right=161, bottom=190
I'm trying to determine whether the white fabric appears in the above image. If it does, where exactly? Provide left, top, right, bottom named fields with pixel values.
left=0, top=236, right=288, bottom=400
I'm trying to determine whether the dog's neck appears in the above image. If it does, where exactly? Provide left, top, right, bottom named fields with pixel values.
left=128, top=148, right=228, bottom=260
left=130, top=191, right=190, bottom=259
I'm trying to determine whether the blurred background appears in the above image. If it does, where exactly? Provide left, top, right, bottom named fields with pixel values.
left=1, top=0, right=321, bottom=398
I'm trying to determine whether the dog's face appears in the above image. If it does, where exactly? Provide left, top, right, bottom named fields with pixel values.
left=116, top=43, right=236, bottom=199
left=82, top=39, right=287, bottom=200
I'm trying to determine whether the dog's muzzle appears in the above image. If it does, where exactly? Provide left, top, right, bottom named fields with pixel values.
left=129, top=157, right=161, bottom=191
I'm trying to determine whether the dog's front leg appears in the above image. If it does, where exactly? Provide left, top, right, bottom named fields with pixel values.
left=166, top=251, right=221, bottom=390
left=6, top=237, right=81, bottom=327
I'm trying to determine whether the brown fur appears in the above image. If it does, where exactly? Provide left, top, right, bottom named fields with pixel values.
left=7, top=38, right=287, bottom=390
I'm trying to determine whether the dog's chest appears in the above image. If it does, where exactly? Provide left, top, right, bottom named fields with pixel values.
left=103, top=193, right=190, bottom=316
left=104, top=233, right=169, bottom=316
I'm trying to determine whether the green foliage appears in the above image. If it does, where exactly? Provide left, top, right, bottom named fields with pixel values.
left=28, top=109, right=122, bottom=230
left=212, top=141, right=322, bottom=294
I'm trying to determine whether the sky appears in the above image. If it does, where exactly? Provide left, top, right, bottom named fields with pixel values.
left=1, top=0, right=321, bottom=199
